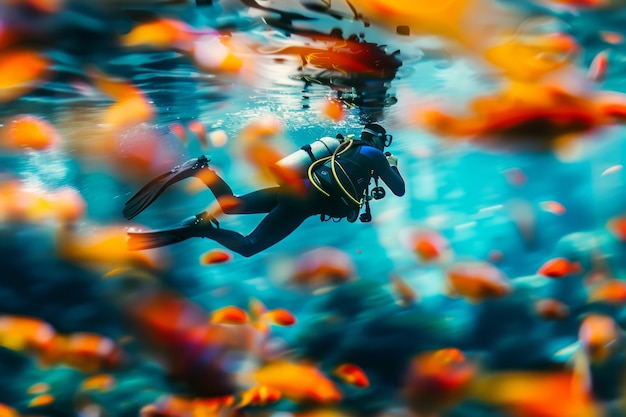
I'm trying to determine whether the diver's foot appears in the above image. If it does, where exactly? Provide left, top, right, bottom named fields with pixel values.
left=157, top=155, right=212, bottom=190
left=127, top=211, right=220, bottom=250
left=182, top=211, right=220, bottom=238
left=171, top=155, right=210, bottom=178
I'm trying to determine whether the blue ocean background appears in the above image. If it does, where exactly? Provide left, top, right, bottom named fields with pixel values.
left=3, top=1, right=626, bottom=416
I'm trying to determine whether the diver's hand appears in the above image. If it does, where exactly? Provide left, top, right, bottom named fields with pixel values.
left=385, top=152, right=398, bottom=167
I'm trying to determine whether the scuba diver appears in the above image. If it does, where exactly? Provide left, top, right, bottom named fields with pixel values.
left=124, top=123, right=405, bottom=257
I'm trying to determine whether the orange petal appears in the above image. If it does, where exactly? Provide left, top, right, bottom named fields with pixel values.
left=539, top=200, right=566, bottom=215
left=538, top=258, right=578, bottom=278
left=587, top=279, right=626, bottom=305
left=607, top=217, right=626, bottom=241
left=188, top=120, right=208, bottom=149
left=415, top=240, right=440, bottom=261
left=265, top=309, right=297, bottom=326
left=248, top=298, right=267, bottom=320
left=599, top=31, right=623, bottom=45
left=209, top=129, right=228, bottom=147
left=103, top=96, right=154, bottom=131
left=534, top=298, right=570, bottom=320
left=50, top=186, right=86, bottom=224
left=239, top=385, right=282, bottom=407
left=193, top=36, right=243, bottom=73
left=323, top=99, right=344, bottom=121
left=26, top=382, right=50, bottom=395
left=210, top=306, right=248, bottom=324
left=170, top=122, right=188, bottom=145
left=0, top=49, right=50, bottom=103
left=200, top=249, right=233, bottom=265
left=389, top=274, right=418, bottom=307
left=0, top=404, right=20, bottom=417
left=2, top=115, right=60, bottom=150
left=122, top=19, right=197, bottom=50
left=79, top=374, right=116, bottom=392
left=333, top=363, right=370, bottom=388
left=89, top=69, right=140, bottom=102
left=28, top=393, right=55, bottom=407
left=587, top=50, right=609, bottom=83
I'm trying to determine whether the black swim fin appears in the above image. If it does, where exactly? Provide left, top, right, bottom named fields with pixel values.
left=127, top=212, right=219, bottom=251
left=127, top=229, right=192, bottom=251
left=123, top=156, right=210, bottom=220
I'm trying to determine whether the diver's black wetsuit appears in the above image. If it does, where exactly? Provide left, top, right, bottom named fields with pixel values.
left=197, top=142, right=404, bottom=257
left=126, top=141, right=404, bottom=257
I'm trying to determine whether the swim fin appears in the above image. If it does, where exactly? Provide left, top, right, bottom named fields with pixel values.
left=127, top=212, right=220, bottom=251
left=127, top=229, right=193, bottom=251
left=123, top=156, right=210, bottom=220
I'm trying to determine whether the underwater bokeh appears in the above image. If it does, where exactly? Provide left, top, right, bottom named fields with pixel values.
left=2, top=1, right=626, bottom=416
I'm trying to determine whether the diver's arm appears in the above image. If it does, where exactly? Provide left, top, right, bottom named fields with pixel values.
left=359, top=146, right=405, bottom=196
left=376, top=152, right=405, bottom=196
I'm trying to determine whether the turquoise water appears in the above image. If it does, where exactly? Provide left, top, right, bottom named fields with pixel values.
left=3, top=1, right=626, bottom=416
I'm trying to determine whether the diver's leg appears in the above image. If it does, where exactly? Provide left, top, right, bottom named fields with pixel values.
left=124, top=154, right=281, bottom=218
left=200, top=169, right=281, bottom=215
left=198, top=167, right=234, bottom=199
left=127, top=182, right=316, bottom=254
left=221, top=188, right=281, bottom=214
left=128, top=205, right=309, bottom=256
left=201, top=185, right=321, bottom=256
left=126, top=188, right=286, bottom=252
left=196, top=203, right=311, bottom=257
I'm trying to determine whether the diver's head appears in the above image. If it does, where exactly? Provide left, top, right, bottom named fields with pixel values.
left=360, top=123, right=392, bottom=151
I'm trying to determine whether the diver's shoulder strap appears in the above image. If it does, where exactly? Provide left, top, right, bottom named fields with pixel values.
left=300, top=143, right=315, bottom=162
left=300, top=135, right=345, bottom=163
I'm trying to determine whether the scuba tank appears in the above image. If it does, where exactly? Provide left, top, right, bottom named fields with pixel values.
left=272, top=136, right=344, bottom=179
